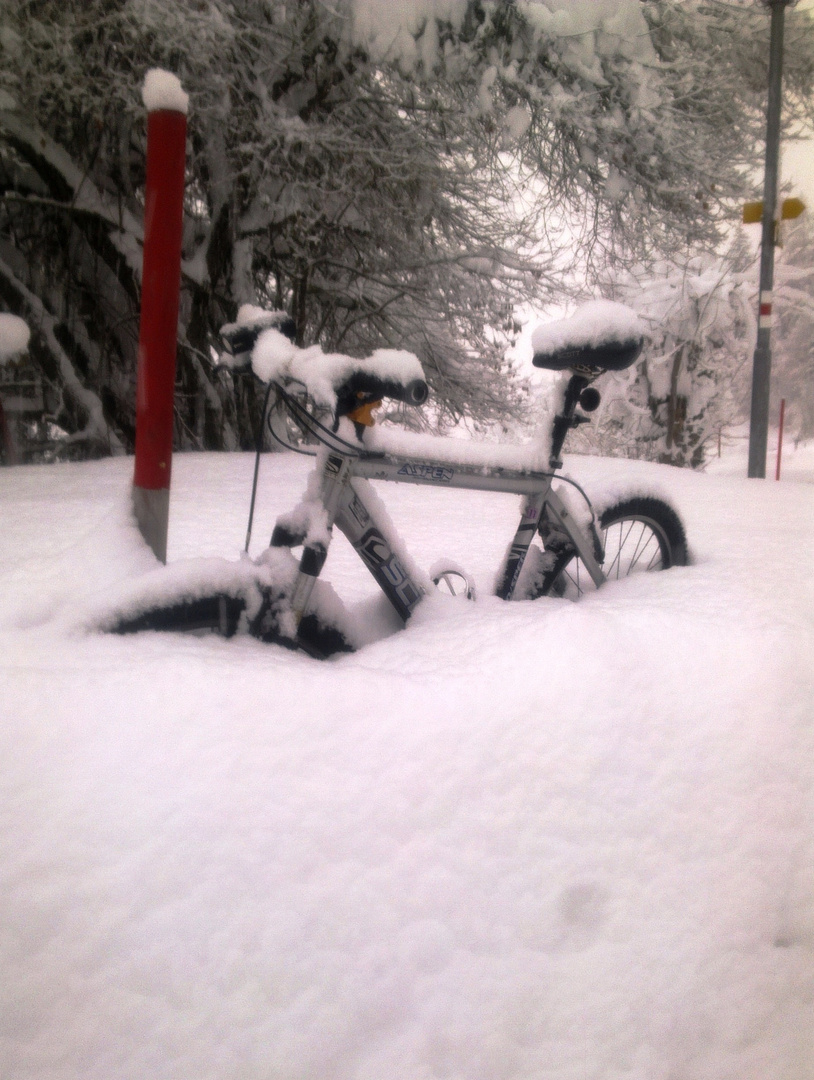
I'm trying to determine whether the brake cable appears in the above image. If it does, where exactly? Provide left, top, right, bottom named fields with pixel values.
left=245, top=381, right=371, bottom=552
left=244, top=380, right=276, bottom=553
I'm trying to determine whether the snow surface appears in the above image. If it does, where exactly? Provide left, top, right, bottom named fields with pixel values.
left=0, top=313, right=30, bottom=361
left=531, top=300, right=645, bottom=357
left=1, top=440, right=813, bottom=1080
left=141, top=69, right=189, bottom=115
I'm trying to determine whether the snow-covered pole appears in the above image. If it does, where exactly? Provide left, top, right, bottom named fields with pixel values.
left=747, top=0, right=795, bottom=479
left=775, top=398, right=785, bottom=481
left=132, top=70, right=189, bottom=563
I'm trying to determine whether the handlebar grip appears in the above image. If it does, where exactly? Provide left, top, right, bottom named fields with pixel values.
left=220, top=316, right=296, bottom=356
left=220, top=325, right=262, bottom=356
left=397, top=379, right=430, bottom=406
left=336, top=373, right=429, bottom=415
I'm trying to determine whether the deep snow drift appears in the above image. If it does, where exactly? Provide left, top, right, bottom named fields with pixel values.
left=0, top=443, right=812, bottom=1080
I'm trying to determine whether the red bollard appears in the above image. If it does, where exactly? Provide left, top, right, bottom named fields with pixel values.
left=133, top=70, right=188, bottom=562
left=775, top=398, right=785, bottom=481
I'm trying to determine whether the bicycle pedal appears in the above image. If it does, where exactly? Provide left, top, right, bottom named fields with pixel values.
left=431, top=563, right=476, bottom=600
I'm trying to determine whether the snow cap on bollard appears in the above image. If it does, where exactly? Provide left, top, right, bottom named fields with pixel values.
left=141, top=69, right=189, bottom=115
left=132, top=69, right=188, bottom=563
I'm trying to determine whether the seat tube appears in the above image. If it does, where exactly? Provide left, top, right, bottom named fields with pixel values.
left=289, top=450, right=352, bottom=623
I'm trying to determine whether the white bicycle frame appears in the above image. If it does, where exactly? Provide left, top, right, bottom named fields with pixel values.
left=282, top=438, right=606, bottom=634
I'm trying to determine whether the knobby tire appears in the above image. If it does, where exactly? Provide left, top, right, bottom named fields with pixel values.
left=544, top=496, right=688, bottom=599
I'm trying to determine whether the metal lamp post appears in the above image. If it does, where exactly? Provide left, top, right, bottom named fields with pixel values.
left=747, top=0, right=797, bottom=479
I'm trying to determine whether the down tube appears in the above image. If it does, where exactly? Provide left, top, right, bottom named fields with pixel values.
left=333, top=480, right=425, bottom=623
left=494, top=490, right=548, bottom=599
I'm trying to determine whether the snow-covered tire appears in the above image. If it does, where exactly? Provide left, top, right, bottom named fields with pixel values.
left=111, top=587, right=354, bottom=658
left=545, top=496, right=687, bottom=599
left=111, top=594, right=245, bottom=637
left=294, top=613, right=355, bottom=659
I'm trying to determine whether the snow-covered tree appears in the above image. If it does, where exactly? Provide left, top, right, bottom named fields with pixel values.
left=579, top=213, right=814, bottom=468
left=773, top=216, right=814, bottom=443
left=566, top=246, right=756, bottom=468
left=1, top=0, right=812, bottom=453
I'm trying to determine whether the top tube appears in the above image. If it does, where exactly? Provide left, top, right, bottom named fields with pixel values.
left=361, top=425, right=551, bottom=475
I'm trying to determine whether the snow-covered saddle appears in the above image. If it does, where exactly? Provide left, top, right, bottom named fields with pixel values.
left=532, top=300, right=644, bottom=372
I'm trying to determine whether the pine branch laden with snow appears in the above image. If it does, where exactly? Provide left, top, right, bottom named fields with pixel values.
left=773, top=217, right=814, bottom=442
left=0, top=254, right=123, bottom=453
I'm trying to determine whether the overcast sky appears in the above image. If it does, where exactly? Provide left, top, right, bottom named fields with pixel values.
left=782, top=0, right=814, bottom=207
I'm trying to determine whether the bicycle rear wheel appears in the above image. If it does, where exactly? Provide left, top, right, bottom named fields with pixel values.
left=545, top=496, right=687, bottom=599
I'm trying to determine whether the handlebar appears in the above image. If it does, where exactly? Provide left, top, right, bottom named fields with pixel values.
left=335, top=372, right=429, bottom=417
left=219, top=314, right=429, bottom=436
left=220, top=315, right=296, bottom=358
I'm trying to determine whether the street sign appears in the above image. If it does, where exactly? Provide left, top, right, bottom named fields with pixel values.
left=781, top=196, right=805, bottom=219
left=742, top=197, right=806, bottom=224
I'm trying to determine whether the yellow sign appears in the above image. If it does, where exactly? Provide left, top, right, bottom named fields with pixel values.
left=781, top=197, right=805, bottom=220
left=742, top=197, right=806, bottom=224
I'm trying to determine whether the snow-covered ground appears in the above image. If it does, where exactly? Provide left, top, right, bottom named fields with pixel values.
left=706, top=425, right=814, bottom=486
left=1, top=439, right=812, bottom=1080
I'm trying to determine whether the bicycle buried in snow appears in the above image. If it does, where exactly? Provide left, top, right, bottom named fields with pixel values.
left=113, top=303, right=688, bottom=658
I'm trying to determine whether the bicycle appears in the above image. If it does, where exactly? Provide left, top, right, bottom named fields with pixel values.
left=112, top=303, right=688, bottom=658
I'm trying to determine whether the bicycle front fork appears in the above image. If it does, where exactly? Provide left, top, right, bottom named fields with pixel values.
left=280, top=450, right=353, bottom=627
left=271, top=449, right=425, bottom=641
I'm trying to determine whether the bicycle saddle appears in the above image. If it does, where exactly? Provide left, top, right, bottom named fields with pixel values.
left=531, top=300, right=644, bottom=372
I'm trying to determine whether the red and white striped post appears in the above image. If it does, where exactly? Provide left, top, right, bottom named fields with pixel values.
left=133, top=69, right=188, bottom=562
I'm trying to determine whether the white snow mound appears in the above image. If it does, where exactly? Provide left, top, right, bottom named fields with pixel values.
left=141, top=68, right=189, bottom=114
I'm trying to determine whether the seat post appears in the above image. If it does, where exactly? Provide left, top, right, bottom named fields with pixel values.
left=549, top=373, right=590, bottom=469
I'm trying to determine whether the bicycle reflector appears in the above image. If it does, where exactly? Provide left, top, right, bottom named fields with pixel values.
left=579, top=387, right=601, bottom=412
